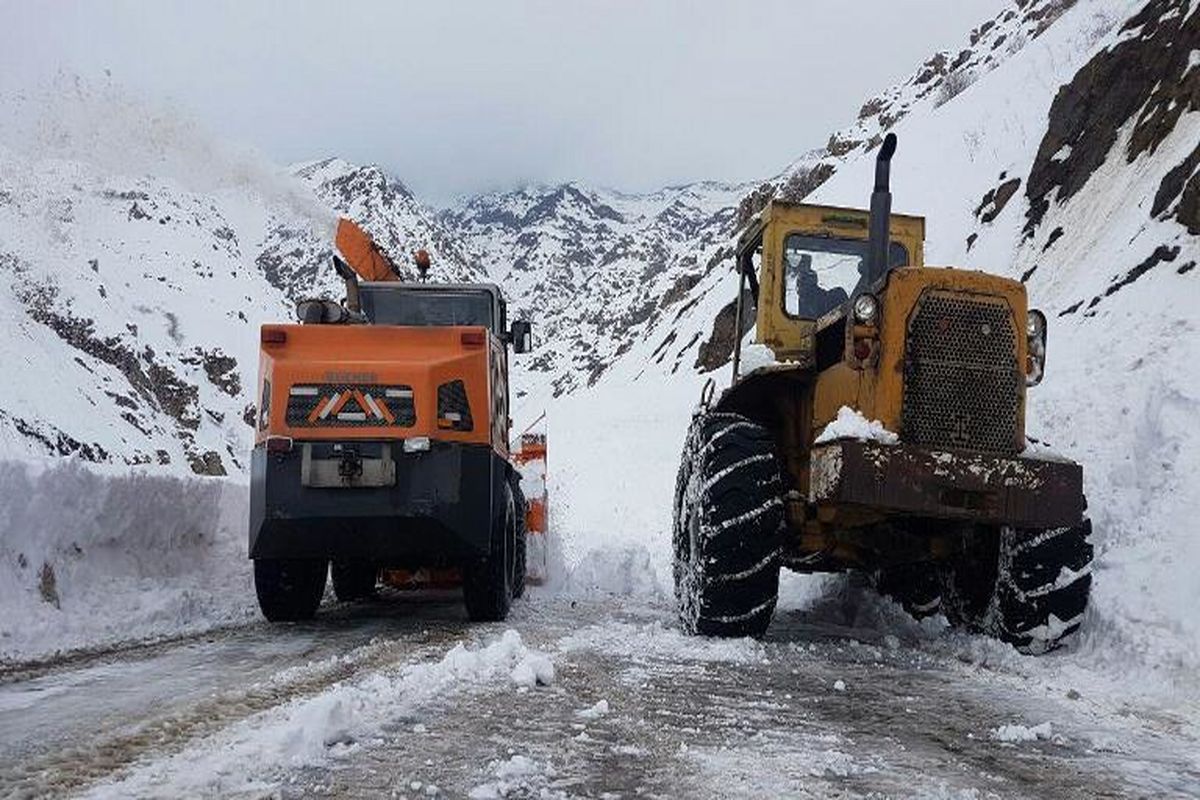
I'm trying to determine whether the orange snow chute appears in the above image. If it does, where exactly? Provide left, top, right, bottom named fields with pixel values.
left=335, top=217, right=398, bottom=282
left=514, top=429, right=550, bottom=585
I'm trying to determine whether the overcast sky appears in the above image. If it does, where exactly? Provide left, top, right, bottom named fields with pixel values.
left=3, top=1, right=1005, bottom=204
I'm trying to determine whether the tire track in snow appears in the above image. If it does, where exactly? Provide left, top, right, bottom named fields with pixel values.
left=0, top=613, right=465, bottom=798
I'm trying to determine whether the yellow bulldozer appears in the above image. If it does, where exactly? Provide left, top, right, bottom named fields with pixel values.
left=673, top=134, right=1092, bottom=653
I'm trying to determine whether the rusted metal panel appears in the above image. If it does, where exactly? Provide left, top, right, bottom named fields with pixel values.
left=809, top=440, right=1084, bottom=529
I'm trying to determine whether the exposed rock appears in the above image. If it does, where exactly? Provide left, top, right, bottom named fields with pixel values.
left=974, top=177, right=1022, bottom=223
left=1024, top=0, right=1198, bottom=237
left=660, top=273, right=701, bottom=308
left=1153, top=142, right=1200, bottom=235
left=38, top=563, right=60, bottom=609
left=778, top=163, right=836, bottom=203
left=695, top=290, right=754, bottom=373
left=188, top=449, right=227, bottom=476
left=1085, top=245, right=1180, bottom=310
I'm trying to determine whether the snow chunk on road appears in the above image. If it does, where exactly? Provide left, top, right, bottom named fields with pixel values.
left=469, top=754, right=563, bottom=800
left=990, top=721, right=1053, bottom=742
left=814, top=406, right=899, bottom=445
left=833, top=679, right=847, bottom=692
left=576, top=699, right=610, bottom=719
left=442, top=630, right=555, bottom=690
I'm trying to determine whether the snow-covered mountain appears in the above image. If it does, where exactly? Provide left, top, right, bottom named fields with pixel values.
left=443, top=181, right=744, bottom=397
left=258, top=157, right=484, bottom=300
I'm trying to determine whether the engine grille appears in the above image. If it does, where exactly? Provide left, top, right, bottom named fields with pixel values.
left=285, top=384, right=415, bottom=428
left=437, top=380, right=473, bottom=431
left=902, top=291, right=1021, bottom=453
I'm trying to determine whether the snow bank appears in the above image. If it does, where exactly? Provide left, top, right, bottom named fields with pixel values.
left=814, top=406, right=900, bottom=445
left=0, top=458, right=254, bottom=663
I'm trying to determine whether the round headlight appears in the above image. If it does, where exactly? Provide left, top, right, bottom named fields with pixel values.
left=852, top=293, right=879, bottom=324
left=1027, top=309, right=1046, bottom=338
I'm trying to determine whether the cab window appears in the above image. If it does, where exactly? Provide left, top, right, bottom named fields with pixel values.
left=782, top=234, right=908, bottom=319
left=360, top=287, right=495, bottom=329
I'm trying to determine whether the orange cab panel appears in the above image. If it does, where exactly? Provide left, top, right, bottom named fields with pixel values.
left=255, top=324, right=493, bottom=447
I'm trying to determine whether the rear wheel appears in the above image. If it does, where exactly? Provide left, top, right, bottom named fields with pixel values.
left=254, top=558, right=327, bottom=622
left=463, top=483, right=515, bottom=622
left=941, top=520, right=1093, bottom=653
left=331, top=560, right=378, bottom=601
left=673, top=411, right=784, bottom=638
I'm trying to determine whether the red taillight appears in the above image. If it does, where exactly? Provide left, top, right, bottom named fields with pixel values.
left=261, top=328, right=287, bottom=345
left=265, top=435, right=293, bottom=454
left=461, top=330, right=486, bottom=348
left=853, top=339, right=873, bottom=361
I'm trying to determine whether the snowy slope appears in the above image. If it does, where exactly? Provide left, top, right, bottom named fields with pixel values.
left=0, top=142, right=294, bottom=474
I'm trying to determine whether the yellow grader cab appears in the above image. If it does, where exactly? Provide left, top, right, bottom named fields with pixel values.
left=673, top=134, right=1092, bottom=653
left=249, top=219, right=535, bottom=623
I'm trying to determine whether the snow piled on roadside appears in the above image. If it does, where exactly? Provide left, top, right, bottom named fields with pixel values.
left=0, top=458, right=254, bottom=663
left=83, top=629, right=554, bottom=799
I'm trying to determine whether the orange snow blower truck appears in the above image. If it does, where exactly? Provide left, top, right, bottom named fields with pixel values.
left=250, top=218, right=534, bottom=622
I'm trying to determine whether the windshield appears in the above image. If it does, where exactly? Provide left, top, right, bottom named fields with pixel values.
left=783, top=234, right=908, bottom=319
left=360, top=287, right=495, bottom=329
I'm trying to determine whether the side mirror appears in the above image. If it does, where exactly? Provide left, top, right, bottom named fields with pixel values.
left=510, top=320, right=533, bottom=354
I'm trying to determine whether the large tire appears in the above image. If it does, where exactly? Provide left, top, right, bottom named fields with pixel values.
left=509, top=475, right=528, bottom=600
left=463, top=483, right=515, bottom=622
left=673, top=411, right=784, bottom=638
left=254, top=558, right=327, bottom=622
left=941, top=520, right=1093, bottom=654
left=992, top=521, right=1093, bottom=653
left=331, top=560, right=378, bottom=602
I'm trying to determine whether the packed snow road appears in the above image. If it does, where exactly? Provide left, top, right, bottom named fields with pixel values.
left=1, top=590, right=1198, bottom=800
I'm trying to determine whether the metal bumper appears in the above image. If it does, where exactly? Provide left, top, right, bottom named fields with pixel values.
left=809, top=439, right=1084, bottom=529
left=249, top=440, right=505, bottom=561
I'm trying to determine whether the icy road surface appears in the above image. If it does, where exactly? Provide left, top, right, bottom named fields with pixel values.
left=2, top=593, right=1198, bottom=799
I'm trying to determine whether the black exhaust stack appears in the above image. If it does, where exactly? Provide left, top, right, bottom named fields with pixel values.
left=866, top=133, right=898, bottom=285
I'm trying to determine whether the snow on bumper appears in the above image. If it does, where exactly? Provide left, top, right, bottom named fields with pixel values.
left=809, top=439, right=1084, bottom=528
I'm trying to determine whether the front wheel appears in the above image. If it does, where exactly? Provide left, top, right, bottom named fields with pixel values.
left=254, top=558, right=327, bottom=622
left=463, top=483, right=516, bottom=622
left=941, top=520, right=1093, bottom=654
left=673, top=411, right=784, bottom=638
